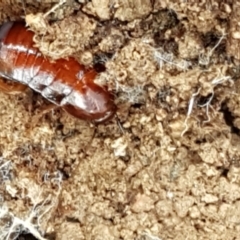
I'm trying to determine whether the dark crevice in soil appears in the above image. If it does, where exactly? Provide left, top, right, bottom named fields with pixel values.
left=220, top=102, right=240, bottom=135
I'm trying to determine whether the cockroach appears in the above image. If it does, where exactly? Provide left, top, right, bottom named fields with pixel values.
left=0, top=22, right=116, bottom=123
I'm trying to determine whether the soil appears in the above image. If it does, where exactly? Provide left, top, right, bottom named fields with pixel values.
left=0, top=1, right=240, bottom=240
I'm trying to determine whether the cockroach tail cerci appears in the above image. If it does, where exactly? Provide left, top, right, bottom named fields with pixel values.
left=0, top=22, right=116, bottom=123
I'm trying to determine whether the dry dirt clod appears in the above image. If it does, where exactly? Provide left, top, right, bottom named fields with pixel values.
left=0, top=1, right=239, bottom=240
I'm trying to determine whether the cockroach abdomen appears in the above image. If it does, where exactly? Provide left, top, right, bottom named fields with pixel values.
left=0, top=21, right=117, bottom=123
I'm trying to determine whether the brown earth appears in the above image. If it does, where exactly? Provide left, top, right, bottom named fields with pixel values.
left=0, top=1, right=240, bottom=240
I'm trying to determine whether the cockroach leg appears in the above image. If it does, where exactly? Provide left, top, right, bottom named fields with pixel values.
left=31, top=103, right=59, bottom=127
left=116, top=114, right=124, bottom=134
left=0, top=78, right=27, bottom=94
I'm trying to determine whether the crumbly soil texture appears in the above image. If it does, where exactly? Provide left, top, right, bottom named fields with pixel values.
left=0, top=1, right=240, bottom=240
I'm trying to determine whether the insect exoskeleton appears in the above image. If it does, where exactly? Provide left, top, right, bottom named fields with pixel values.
left=0, top=21, right=116, bottom=123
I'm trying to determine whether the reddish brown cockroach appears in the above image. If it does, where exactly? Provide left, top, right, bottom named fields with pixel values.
left=0, top=22, right=116, bottom=123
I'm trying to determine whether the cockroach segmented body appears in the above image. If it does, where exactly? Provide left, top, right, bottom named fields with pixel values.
left=0, top=22, right=116, bottom=123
